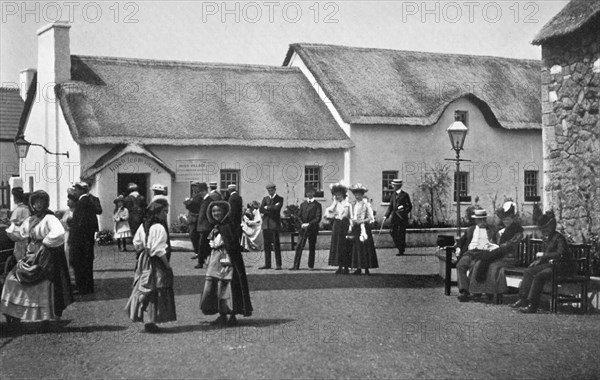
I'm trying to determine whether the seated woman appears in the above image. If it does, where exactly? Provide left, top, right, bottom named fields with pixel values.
left=200, top=201, right=252, bottom=326
left=468, top=201, right=524, bottom=302
left=126, top=198, right=176, bottom=333
left=240, top=200, right=263, bottom=252
left=510, top=211, right=574, bottom=314
left=2, top=190, right=73, bottom=323
left=349, top=184, right=378, bottom=275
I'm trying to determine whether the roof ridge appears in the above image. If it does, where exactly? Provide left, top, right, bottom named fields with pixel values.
left=291, top=43, right=540, bottom=64
left=71, top=54, right=300, bottom=72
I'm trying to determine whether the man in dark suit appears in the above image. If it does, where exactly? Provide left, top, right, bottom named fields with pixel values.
left=124, top=182, right=146, bottom=237
left=227, top=184, right=243, bottom=242
left=259, top=183, right=283, bottom=270
left=209, top=181, right=222, bottom=201
left=184, top=181, right=203, bottom=260
left=289, top=185, right=322, bottom=270
left=69, top=181, right=102, bottom=294
left=384, top=179, right=413, bottom=256
left=195, top=182, right=211, bottom=269
left=455, top=209, right=498, bottom=302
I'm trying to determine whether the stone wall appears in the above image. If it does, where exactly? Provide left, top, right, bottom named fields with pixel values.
left=540, top=22, right=600, bottom=242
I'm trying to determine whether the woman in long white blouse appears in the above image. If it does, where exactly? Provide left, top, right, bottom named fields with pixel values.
left=2, top=190, right=73, bottom=323
left=349, top=184, right=379, bottom=275
left=325, top=183, right=352, bottom=274
left=240, top=201, right=263, bottom=252
left=125, top=198, right=176, bottom=333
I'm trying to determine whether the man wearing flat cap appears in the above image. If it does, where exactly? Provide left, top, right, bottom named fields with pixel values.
left=259, top=183, right=283, bottom=269
left=124, top=182, right=146, bottom=238
left=289, top=185, right=322, bottom=270
left=209, top=181, right=222, bottom=201
left=384, top=179, right=413, bottom=256
left=227, top=184, right=243, bottom=242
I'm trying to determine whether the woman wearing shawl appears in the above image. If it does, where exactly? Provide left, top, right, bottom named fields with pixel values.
left=349, top=184, right=379, bottom=275
left=325, top=183, right=352, bottom=274
left=2, top=190, right=73, bottom=322
left=200, top=201, right=253, bottom=326
left=125, top=198, right=176, bottom=333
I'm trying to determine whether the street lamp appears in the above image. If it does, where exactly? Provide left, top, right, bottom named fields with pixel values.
left=446, top=117, right=469, bottom=239
left=14, top=136, right=69, bottom=159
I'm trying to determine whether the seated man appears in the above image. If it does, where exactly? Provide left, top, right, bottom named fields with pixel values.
left=468, top=201, right=524, bottom=302
left=510, top=211, right=574, bottom=313
left=455, top=209, right=497, bottom=302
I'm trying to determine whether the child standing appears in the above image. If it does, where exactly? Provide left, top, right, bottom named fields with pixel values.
left=113, top=195, right=131, bottom=252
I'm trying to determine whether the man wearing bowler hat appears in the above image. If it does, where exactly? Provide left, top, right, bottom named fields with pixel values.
left=384, top=179, right=412, bottom=256
left=289, top=185, right=322, bottom=270
left=259, top=183, right=283, bottom=269
left=184, top=181, right=203, bottom=260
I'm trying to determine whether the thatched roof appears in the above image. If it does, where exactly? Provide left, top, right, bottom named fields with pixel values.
left=82, top=143, right=174, bottom=180
left=55, top=55, right=353, bottom=149
left=0, top=88, right=24, bottom=140
left=533, top=0, right=600, bottom=45
left=284, top=44, right=541, bottom=130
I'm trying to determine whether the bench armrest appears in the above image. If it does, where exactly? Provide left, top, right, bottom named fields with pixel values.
left=549, top=257, right=587, bottom=264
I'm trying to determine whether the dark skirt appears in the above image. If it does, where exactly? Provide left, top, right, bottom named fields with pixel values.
left=328, top=218, right=351, bottom=267
left=230, top=253, right=253, bottom=316
left=350, top=224, right=379, bottom=269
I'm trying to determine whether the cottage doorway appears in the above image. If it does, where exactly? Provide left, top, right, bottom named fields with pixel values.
left=117, top=173, right=149, bottom=199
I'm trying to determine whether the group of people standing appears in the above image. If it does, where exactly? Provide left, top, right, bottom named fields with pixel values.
left=455, top=201, right=574, bottom=314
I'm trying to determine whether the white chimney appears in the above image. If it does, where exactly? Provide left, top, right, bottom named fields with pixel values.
left=19, top=68, right=36, bottom=101
left=37, top=22, right=71, bottom=86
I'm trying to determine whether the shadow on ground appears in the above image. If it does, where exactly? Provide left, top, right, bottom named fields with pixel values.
left=74, top=273, right=443, bottom=302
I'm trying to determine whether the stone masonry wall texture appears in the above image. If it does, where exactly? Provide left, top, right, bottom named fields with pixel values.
left=541, top=24, right=600, bottom=242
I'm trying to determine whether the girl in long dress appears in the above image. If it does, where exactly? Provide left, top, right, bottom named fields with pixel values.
left=240, top=201, right=263, bottom=252
left=125, top=198, right=176, bottom=333
left=2, top=190, right=73, bottom=323
left=113, top=195, right=131, bottom=252
left=200, top=201, right=253, bottom=326
left=349, top=184, right=379, bottom=275
left=325, top=183, right=352, bottom=274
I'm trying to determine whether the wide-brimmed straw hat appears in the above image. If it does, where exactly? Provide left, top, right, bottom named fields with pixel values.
left=496, top=201, right=517, bottom=219
left=113, top=195, right=126, bottom=204
left=350, top=183, right=368, bottom=193
left=329, top=182, right=347, bottom=195
left=472, top=209, right=488, bottom=219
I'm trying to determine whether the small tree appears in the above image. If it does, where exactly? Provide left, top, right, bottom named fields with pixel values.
left=418, top=165, right=452, bottom=225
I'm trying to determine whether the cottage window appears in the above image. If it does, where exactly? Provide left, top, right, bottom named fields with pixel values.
left=524, top=170, right=540, bottom=202
left=220, top=169, right=240, bottom=197
left=454, top=110, right=468, bottom=127
left=382, top=170, right=398, bottom=203
left=305, top=166, right=324, bottom=198
left=454, top=171, right=470, bottom=202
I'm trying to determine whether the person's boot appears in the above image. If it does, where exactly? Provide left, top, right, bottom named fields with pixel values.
left=353, top=269, right=362, bottom=275
left=510, top=298, right=529, bottom=308
left=365, top=268, right=370, bottom=276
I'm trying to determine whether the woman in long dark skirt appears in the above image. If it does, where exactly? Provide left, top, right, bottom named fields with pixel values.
left=200, top=201, right=252, bottom=326
left=126, top=198, right=176, bottom=333
left=325, top=183, right=352, bottom=274
left=2, top=190, right=73, bottom=323
left=349, top=184, right=379, bottom=275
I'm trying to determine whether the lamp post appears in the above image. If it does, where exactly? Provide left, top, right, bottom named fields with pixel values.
left=14, top=136, right=69, bottom=159
left=446, top=118, right=469, bottom=239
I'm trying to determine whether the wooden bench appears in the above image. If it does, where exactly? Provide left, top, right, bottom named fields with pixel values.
left=439, top=236, right=593, bottom=312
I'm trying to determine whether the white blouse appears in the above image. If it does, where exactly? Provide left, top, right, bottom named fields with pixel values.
left=326, top=199, right=351, bottom=220
left=7, top=214, right=65, bottom=247
left=352, top=200, right=374, bottom=224
left=133, top=224, right=168, bottom=257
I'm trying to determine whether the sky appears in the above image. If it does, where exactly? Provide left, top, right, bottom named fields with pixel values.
left=1, top=0, right=569, bottom=84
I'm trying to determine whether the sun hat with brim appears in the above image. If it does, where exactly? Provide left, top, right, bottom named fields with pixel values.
left=329, top=182, right=348, bottom=195
left=350, top=183, right=368, bottom=193
left=391, top=179, right=403, bottom=186
left=496, top=201, right=517, bottom=219
left=537, top=211, right=556, bottom=229
left=114, top=195, right=126, bottom=204
left=472, top=209, right=488, bottom=218
left=152, top=184, right=165, bottom=192
left=207, top=200, right=231, bottom=224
